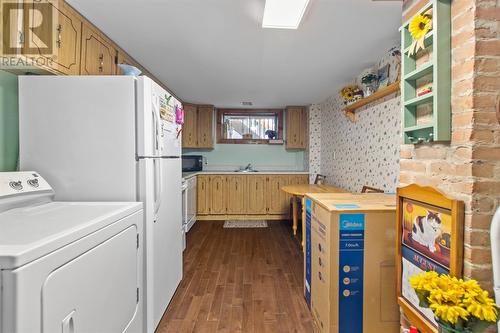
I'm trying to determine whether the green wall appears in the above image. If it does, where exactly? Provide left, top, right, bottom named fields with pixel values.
left=0, top=70, right=19, bottom=171
left=183, top=144, right=305, bottom=171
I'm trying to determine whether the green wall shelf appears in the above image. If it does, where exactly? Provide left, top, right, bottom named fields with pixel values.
left=401, top=0, right=451, bottom=144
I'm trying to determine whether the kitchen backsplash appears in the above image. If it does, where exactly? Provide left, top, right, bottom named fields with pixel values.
left=183, top=144, right=305, bottom=171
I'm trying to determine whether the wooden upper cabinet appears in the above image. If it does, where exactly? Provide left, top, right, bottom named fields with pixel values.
left=267, top=176, right=289, bottom=215
left=197, top=175, right=210, bottom=215
left=22, top=0, right=82, bottom=75
left=210, top=175, right=226, bottom=215
left=182, top=104, right=198, bottom=148
left=197, top=106, right=214, bottom=149
left=248, top=175, right=267, bottom=214
left=80, top=22, right=116, bottom=75
left=286, top=106, right=308, bottom=150
left=181, top=104, right=214, bottom=149
left=226, top=176, right=247, bottom=214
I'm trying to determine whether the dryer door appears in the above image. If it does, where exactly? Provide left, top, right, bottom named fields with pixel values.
left=42, top=226, right=138, bottom=333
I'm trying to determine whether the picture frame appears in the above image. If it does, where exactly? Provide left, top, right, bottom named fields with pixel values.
left=377, top=64, right=390, bottom=88
left=396, top=184, right=464, bottom=333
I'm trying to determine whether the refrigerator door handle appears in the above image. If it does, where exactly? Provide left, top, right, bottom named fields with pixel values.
left=153, top=158, right=162, bottom=217
left=152, top=107, right=161, bottom=156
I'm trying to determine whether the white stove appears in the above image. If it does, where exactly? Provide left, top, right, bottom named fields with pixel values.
left=0, top=172, right=144, bottom=333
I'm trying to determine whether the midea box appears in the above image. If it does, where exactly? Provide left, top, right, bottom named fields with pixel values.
left=303, top=193, right=399, bottom=333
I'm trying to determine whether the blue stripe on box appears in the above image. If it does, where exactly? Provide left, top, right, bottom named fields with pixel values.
left=335, top=204, right=361, bottom=209
left=339, top=214, right=365, bottom=333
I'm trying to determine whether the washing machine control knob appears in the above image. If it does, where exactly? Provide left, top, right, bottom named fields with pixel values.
left=9, top=181, right=23, bottom=191
left=27, top=179, right=39, bottom=188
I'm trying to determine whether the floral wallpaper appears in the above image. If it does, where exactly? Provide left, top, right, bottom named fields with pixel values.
left=307, top=104, right=322, bottom=183
left=318, top=93, right=401, bottom=193
left=308, top=46, right=402, bottom=192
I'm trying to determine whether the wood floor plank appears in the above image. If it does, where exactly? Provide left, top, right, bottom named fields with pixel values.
left=155, top=220, right=314, bottom=333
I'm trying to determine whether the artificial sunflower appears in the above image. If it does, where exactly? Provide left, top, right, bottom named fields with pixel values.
left=408, top=10, right=433, bottom=55
left=340, top=85, right=363, bottom=105
left=410, top=271, right=499, bottom=332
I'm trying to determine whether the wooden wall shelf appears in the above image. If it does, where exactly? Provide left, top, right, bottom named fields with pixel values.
left=343, top=81, right=400, bottom=122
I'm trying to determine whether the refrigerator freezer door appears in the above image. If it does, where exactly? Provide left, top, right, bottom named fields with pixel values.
left=139, top=158, right=183, bottom=332
left=19, top=76, right=138, bottom=202
left=137, top=77, right=182, bottom=158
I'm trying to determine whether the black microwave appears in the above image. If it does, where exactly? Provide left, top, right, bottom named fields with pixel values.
left=182, top=155, right=203, bottom=172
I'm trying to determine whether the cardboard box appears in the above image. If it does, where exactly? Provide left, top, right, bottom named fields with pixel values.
left=304, top=193, right=399, bottom=333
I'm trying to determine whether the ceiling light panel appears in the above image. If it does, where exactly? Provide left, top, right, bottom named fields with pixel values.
left=262, top=0, right=310, bottom=29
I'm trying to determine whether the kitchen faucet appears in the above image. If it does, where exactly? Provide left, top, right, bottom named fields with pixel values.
left=244, top=163, right=252, bottom=170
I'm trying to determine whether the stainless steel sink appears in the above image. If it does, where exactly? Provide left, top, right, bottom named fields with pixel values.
left=236, top=163, right=258, bottom=172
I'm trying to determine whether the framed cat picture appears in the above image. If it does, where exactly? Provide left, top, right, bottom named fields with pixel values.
left=396, top=184, right=464, bottom=333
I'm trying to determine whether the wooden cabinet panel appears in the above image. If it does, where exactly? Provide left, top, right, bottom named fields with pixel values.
left=288, top=174, right=309, bottom=185
left=24, top=1, right=82, bottom=75
left=226, top=176, right=247, bottom=214
left=248, top=175, right=267, bottom=214
left=80, top=23, right=116, bottom=75
left=182, top=104, right=198, bottom=148
left=210, top=175, right=226, bottom=214
left=197, top=175, right=210, bottom=215
left=197, top=106, right=214, bottom=149
left=267, top=176, right=289, bottom=214
left=286, top=106, right=307, bottom=150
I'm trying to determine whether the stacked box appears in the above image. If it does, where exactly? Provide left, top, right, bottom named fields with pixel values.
left=304, top=193, right=399, bottom=333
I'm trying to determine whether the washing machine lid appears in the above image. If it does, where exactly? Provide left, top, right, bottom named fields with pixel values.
left=0, top=201, right=142, bottom=269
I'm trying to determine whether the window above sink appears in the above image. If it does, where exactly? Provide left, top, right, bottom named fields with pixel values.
left=217, top=109, right=283, bottom=144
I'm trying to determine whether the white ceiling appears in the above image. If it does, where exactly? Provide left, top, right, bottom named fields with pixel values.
left=67, top=0, right=402, bottom=108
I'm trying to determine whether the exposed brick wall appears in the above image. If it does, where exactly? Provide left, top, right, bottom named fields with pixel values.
left=400, top=0, right=499, bottom=331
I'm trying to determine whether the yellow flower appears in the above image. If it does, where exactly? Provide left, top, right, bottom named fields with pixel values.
left=463, top=289, right=498, bottom=322
left=410, top=273, right=500, bottom=325
left=409, top=14, right=432, bottom=40
left=430, top=303, right=469, bottom=324
left=410, top=271, right=439, bottom=292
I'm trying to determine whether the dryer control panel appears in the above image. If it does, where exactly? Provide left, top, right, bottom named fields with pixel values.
left=0, top=172, right=53, bottom=197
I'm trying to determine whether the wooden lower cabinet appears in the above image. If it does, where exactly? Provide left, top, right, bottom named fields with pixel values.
left=248, top=175, right=267, bottom=214
left=267, top=176, right=290, bottom=214
left=197, top=175, right=210, bottom=214
left=196, top=174, right=308, bottom=219
left=210, top=175, right=226, bottom=215
left=226, top=176, right=247, bottom=214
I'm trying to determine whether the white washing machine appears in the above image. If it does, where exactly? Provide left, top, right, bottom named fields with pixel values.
left=0, top=172, right=144, bottom=333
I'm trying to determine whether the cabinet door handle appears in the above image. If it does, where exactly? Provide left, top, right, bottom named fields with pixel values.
left=56, top=24, right=62, bottom=48
left=98, top=53, right=104, bottom=72
left=18, top=31, right=24, bottom=44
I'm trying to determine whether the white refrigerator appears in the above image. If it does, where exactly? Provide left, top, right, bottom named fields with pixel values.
left=19, top=75, right=183, bottom=333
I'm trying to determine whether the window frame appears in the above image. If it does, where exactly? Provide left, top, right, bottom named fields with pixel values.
left=216, top=108, right=284, bottom=144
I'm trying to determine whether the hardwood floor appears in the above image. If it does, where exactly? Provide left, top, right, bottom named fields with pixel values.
left=156, top=220, right=316, bottom=333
